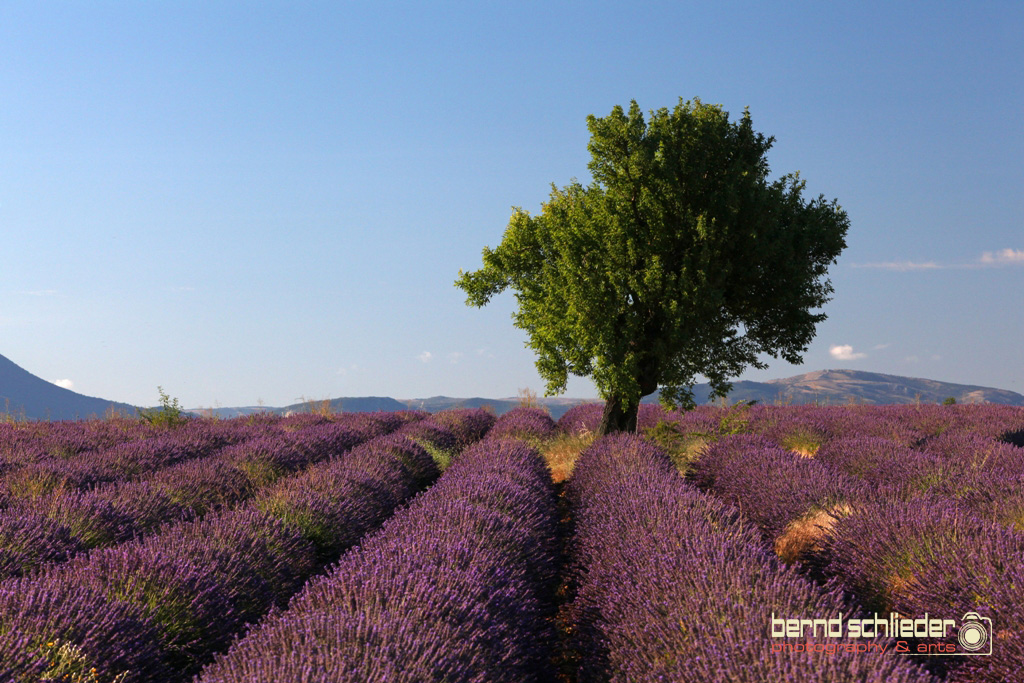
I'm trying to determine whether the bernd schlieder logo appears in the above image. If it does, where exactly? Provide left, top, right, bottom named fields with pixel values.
left=955, top=612, right=992, bottom=655
left=769, top=611, right=993, bottom=657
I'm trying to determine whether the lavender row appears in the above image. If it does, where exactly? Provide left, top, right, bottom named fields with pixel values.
left=556, top=403, right=1024, bottom=456
left=0, top=413, right=417, bottom=581
left=196, top=437, right=560, bottom=683
left=488, top=405, right=557, bottom=442
left=690, top=404, right=1024, bottom=452
left=565, top=436, right=933, bottom=679
left=820, top=499, right=1024, bottom=682
left=0, top=419, right=251, bottom=507
left=694, top=433, right=1024, bottom=680
left=0, top=417, right=158, bottom=469
left=815, top=435, right=1024, bottom=530
left=0, top=420, right=447, bottom=682
left=564, top=433, right=933, bottom=682
left=401, top=407, right=495, bottom=469
left=690, top=434, right=869, bottom=563
left=0, top=411, right=416, bottom=504
left=425, top=407, right=496, bottom=448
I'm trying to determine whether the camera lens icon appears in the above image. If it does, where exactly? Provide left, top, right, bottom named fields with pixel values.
left=957, top=612, right=991, bottom=654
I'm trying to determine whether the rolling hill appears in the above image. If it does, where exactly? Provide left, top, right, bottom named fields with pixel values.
left=641, top=369, right=1024, bottom=407
left=0, top=354, right=138, bottom=420
left=3, top=350, right=1021, bottom=421
left=202, top=370, right=1024, bottom=419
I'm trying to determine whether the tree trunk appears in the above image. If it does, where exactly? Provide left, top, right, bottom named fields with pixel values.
left=598, top=356, right=659, bottom=435
left=598, top=394, right=639, bottom=435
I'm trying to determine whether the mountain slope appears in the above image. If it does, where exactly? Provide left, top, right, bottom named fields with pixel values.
left=642, top=369, right=1024, bottom=406
left=0, top=354, right=138, bottom=420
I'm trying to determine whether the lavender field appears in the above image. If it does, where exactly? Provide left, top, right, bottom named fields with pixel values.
left=1, top=403, right=1022, bottom=682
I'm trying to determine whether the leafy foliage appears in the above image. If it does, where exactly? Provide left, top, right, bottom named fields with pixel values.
left=139, top=387, right=188, bottom=429
left=457, top=98, right=849, bottom=431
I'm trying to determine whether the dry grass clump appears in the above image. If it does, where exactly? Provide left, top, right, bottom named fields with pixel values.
left=780, top=429, right=823, bottom=458
left=302, top=397, right=335, bottom=417
left=516, top=387, right=545, bottom=411
left=774, top=503, right=852, bottom=564
left=39, top=638, right=130, bottom=683
left=541, top=430, right=596, bottom=483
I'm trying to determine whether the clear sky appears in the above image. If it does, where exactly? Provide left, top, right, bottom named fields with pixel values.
left=1, top=1, right=1021, bottom=408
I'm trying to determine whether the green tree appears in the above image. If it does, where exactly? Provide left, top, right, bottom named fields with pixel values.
left=455, top=98, right=849, bottom=434
left=139, top=386, right=188, bottom=428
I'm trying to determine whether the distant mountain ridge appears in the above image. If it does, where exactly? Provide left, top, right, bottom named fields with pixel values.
left=197, top=370, right=1024, bottom=420
left=2, top=351, right=1021, bottom=421
left=641, top=369, right=1024, bottom=407
left=0, top=354, right=138, bottom=420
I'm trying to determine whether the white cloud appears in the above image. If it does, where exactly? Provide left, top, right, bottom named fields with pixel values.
left=851, top=261, right=940, bottom=271
left=829, top=344, right=867, bottom=361
left=417, top=351, right=433, bottom=363
left=447, top=352, right=463, bottom=364
left=53, top=379, right=74, bottom=390
left=851, top=248, right=1023, bottom=271
left=979, top=248, right=1024, bottom=265
left=872, top=343, right=891, bottom=351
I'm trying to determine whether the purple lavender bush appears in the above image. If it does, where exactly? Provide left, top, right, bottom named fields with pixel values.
left=396, top=420, right=460, bottom=470
left=487, top=405, right=557, bottom=442
left=0, top=418, right=246, bottom=506
left=822, top=498, right=1024, bottom=682
left=556, top=402, right=604, bottom=434
left=0, top=422, right=437, bottom=681
left=428, top=407, right=496, bottom=448
left=196, top=438, right=559, bottom=683
left=0, top=571, right=171, bottom=681
left=255, top=433, right=438, bottom=563
left=815, top=433, right=1024, bottom=532
left=691, top=434, right=866, bottom=562
left=814, top=437, right=952, bottom=501
left=0, top=511, right=84, bottom=580
left=564, top=433, right=934, bottom=682
left=0, top=421, right=374, bottom=581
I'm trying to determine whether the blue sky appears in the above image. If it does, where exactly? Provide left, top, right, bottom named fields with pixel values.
left=1, top=1, right=1021, bottom=408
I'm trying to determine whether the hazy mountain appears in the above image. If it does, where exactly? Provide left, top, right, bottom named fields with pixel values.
left=195, top=396, right=592, bottom=420
left=8, top=349, right=1018, bottom=422
left=641, top=369, right=1024, bottom=407
left=194, top=370, right=1024, bottom=420
left=280, top=396, right=410, bottom=415
left=0, top=354, right=138, bottom=420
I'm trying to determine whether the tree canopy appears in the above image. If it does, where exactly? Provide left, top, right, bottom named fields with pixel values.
left=456, top=98, right=849, bottom=433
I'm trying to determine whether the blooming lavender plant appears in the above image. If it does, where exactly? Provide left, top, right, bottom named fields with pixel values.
left=487, top=405, right=557, bottom=442
left=821, top=497, right=1024, bottom=682
left=814, top=437, right=952, bottom=501
left=0, top=418, right=439, bottom=682
left=564, top=433, right=935, bottom=683
left=196, top=438, right=559, bottom=683
left=428, top=407, right=496, bottom=448
left=0, top=572, right=170, bottom=681
left=691, top=434, right=866, bottom=562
